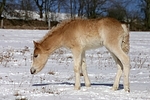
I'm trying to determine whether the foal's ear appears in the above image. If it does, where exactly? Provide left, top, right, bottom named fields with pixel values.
left=33, top=41, right=41, bottom=48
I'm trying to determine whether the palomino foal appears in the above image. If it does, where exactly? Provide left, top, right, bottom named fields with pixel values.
left=30, top=17, right=130, bottom=92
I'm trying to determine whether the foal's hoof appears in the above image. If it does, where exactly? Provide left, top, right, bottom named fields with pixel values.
left=125, top=89, right=130, bottom=93
left=74, top=87, right=80, bottom=90
left=124, top=86, right=130, bottom=92
left=85, top=84, right=91, bottom=87
left=111, top=87, right=118, bottom=91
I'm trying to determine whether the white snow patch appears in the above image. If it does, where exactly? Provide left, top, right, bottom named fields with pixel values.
left=0, top=30, right=150, bottom=100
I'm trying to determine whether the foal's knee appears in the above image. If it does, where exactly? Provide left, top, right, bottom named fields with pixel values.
left=74, top=66, right=80, bottom=73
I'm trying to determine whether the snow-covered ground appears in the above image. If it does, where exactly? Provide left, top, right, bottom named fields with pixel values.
left=0, top=29, right=150, bottom=100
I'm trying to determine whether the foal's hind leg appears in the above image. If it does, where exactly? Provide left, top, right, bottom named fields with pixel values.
left=110, top=52, right=123, bottom=91
left=81, top=51, right=91, bottom=87
left=113, top=49, right=130, bottom=92
left=107, top=46, right=130, bottom=92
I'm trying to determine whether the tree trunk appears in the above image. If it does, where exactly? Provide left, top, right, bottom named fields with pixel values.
left=39, top=8, right=43, bottom=18
left=34, top=0, right=44, bottom=19
left=1, top=19, right=3, bottom=28
left=0, top=0, right=6, bottom=18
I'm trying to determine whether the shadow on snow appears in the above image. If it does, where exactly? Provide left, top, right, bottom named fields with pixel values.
left=32, top=82, right=124, bottom=90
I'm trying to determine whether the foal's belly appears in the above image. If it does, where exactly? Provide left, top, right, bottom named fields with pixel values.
left=82, top=38, right=103, bottom=50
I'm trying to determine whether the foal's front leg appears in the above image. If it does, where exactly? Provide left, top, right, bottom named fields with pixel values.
left=81, top=51, right=91, bottom=87
left=74, top=62, right=81, bottom=90
left=72, top=49, right=82, bottom=90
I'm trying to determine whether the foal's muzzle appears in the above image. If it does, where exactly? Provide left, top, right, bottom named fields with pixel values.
left=30, top=67, right=36, bottom=74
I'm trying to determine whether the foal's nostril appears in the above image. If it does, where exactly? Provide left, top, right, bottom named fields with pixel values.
left=30, top=68, right=36, bottom=74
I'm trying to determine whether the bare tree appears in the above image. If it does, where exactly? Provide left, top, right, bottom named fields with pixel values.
left=107, top=0, right=132, bottom=21
left=0, top=0, right=6, bottom=18
left=85, top=0, right=107, bottom=18
left=20, top=0, right=36, bottom=20
left=0, top=0, right=6, bottom=28
left=107, top=7, right=126, bottom=21
left=5, top=0, right=20, bottom=15
left=45, top=0, right=58, bottom=22
left=56, top=0, right=76, bottom=18
left=140, top=0, right=150, bottom=29
left=57, top=0, right=66, bottom=13
left=45, top=0, right=51, bottom=22
left=77, top=0, right=85, bottom=18
left=56, top=0, right=107, bottom=18
left=34, top=0, right=45, bottom=18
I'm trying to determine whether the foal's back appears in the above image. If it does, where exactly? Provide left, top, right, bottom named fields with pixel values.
left=62, top=17, right=124, bottom=50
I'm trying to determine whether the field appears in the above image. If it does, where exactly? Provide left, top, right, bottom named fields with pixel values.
left=0, top=29, right=150, bottom=100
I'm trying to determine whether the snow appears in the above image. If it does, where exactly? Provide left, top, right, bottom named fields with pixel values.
left=5, top=10, right=72, bottom=21
left=0, top=29, right=150, bottom=100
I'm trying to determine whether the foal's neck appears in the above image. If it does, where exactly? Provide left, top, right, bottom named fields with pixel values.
left=41, top=31, right=63, bottom=53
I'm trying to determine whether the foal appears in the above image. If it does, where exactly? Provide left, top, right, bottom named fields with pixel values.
left=30, top=17, right=130, bottom=92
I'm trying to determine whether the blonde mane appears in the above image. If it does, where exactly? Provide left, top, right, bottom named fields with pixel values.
left=38, top=19, right=81, bottom=43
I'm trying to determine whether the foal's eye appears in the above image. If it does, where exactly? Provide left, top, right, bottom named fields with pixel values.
left=34, top=54, right=38, bottom=58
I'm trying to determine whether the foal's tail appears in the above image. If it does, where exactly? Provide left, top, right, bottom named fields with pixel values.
left=121, top=24, right=129, bottom=54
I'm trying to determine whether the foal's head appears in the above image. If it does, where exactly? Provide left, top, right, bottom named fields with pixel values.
left=30, top=41, right=49, bottom=74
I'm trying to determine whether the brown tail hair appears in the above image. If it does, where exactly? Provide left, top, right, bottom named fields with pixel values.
left=121, top=24, right=129, bottom=54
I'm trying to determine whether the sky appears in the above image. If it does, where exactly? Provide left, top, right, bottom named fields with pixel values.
left=4, top=0, right=144, bottom=19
